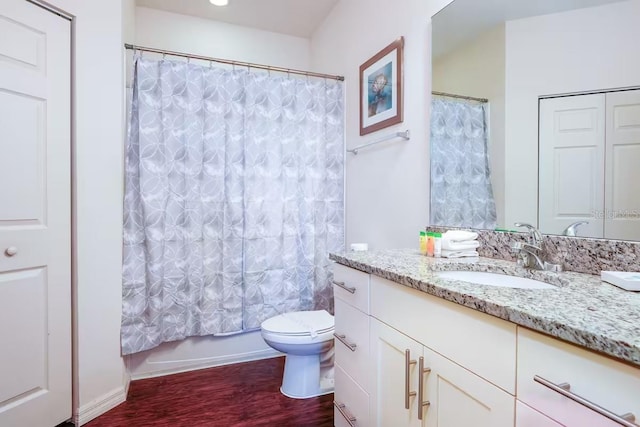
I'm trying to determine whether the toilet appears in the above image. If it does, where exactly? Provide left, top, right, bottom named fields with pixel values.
left=260, top=310, right=335, bottom=399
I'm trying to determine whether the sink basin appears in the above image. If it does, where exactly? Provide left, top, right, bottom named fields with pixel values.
left=436, top=271, right=556, bottom=289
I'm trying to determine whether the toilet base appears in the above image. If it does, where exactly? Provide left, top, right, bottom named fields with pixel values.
left=280, top=354, right=335, bottom=399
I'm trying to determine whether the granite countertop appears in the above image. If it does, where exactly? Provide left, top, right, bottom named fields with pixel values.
left=329, top=249, right=640, bottom=368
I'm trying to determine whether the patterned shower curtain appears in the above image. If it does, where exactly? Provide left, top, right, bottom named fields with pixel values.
left=121, top=57, right=344, bottom=355
left=430, top=98, right=497, bottom=229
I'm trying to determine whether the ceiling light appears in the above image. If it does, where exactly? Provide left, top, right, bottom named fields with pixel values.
left=209, top=0, right=229, bottom=6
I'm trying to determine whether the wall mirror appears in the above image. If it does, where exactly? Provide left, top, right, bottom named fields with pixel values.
left=430, top=0, right=640, bottom=240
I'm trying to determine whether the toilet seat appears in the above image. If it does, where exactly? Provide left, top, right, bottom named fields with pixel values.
left=261, top=310, right=334, bottom=337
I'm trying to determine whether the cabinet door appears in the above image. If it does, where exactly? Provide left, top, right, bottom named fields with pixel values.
left=370, top=318, right=423, bottom=427
left=422, top=346, right=515, bottom=427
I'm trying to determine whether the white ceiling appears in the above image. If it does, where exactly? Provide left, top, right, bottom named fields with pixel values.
left=433, top=0, right=629, bottom=59
left=136, top=0, right=339, bottom=38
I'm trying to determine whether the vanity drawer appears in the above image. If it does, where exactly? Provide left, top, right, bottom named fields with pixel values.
left=516, top=401, right=563, bottom=427
left=333, top=263, right=370, bottom=314
left=517, top=328, right=640, bottom=427
left=334, top=362, right=369, bottom=427
left=334, top=296, right=370, bottom=391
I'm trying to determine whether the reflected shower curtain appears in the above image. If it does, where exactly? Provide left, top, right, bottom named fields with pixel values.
left=121, top=57, right=344, bottom=355
left=430, top=98, right=497, bottom=229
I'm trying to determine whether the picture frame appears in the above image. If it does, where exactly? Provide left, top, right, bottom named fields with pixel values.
left=359, top=37, right=404, bottom=136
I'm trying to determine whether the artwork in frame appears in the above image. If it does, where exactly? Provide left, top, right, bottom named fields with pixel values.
left=360, top=37, right=404, bottom=135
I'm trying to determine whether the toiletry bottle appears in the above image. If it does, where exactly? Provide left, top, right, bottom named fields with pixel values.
left=427, top=232, right=435, bottom=257
left=419, top=231, right=427, bottom=255
left=433, top=232, right=442, bottom=258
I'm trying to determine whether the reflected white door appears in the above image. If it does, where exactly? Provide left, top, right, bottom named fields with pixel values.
left=605, top=89, right=640, bottom=241
left=0, top=1, right=71, bottom=426
left=539, top=94, right=605, bottom=238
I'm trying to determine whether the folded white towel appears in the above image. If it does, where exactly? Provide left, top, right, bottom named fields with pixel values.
left=441, top=249, right=479, bottom=258
left=442, top=239, right=480, bottom=251
left=443, top=230, right=479, bottom=242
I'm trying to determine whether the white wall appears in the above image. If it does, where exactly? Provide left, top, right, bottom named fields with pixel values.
left=311, top=0, right=454, bottom=250
left=124, top=6, right=316, bottom=379
left=504, top=0, right=640, bottom=228
left=46, top=0, right=127, bottom=424
left=135, top=7, right=310, bottom=69
left=432, top=24, right=506, bottom=227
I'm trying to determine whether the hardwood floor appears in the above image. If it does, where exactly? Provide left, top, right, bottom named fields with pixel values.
left=85, top=357, right=334, bottom=427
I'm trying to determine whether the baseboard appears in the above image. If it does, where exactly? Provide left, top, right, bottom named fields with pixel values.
left=74, top=386, right=127, bottom=426
left=129, top=348, right=282, bottom=380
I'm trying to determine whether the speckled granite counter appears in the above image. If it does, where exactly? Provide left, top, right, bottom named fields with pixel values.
left=329, top=249, right=640, bottom=368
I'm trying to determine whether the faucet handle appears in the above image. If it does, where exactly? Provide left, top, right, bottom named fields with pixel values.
left=514, top=222, right=543, bottom=246
left=563, top=221, right=589, bottom=237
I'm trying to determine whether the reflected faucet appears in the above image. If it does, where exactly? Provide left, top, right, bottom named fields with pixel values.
left=563, top=221, right=589, bottom=237
left=512, top=222, right=562, bottom=272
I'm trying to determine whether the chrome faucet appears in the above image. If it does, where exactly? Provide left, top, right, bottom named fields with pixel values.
left=511, top=222, right=562, bottom=272
left=514, top=222, right=543, bottom=247
left=563, top=221, right=589, bottom=237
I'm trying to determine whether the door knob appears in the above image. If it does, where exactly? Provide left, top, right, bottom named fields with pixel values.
left=5, top=246, right=18, bottom=257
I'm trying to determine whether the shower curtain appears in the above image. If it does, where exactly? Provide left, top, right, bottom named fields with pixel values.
left=430, top=98, right=497, bottom=229
left=121, top=57, right=344, bottom=355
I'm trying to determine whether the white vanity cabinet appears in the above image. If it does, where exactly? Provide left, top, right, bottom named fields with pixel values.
left=332, top=263, right=640, bottom=427
left=333, top=264, right=371, bottom=427
left=370, top=318, right=515, bottom=427
left=369, top=276, right=515, bottom=427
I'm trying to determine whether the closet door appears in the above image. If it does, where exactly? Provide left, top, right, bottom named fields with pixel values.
left=539, top=94, right=605, bottom=238
left=605, top=89, right=640, bottom=241
left=0, top=1, right=71, bottom=426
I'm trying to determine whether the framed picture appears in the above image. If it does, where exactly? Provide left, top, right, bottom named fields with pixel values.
left=360, top=37, right=404, bottom=136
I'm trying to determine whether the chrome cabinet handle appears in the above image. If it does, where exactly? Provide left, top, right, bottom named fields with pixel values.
left=333, top=280, right=356, bottom=294
left=534, top=375, right=637, bottom=427
left=333, top=333, right=357, bottom=352
left=334, top=400, right=356, bottom=427
left=405, top=349, right=417, bottom=409
left=417, top=356, right=432, bottom=420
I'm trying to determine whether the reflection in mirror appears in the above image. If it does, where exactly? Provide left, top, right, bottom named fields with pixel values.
left=430, top=0, right=640, bottom=240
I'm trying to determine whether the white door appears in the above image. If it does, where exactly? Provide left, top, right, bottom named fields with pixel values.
left=421, top=346, right=515, bottom=427
left=605, top=89, right=640, bottom=241
left=539, top=94, right=605, bottom=238
left=0, top=1, right=71, bottom=426
left=370, top=318, right=422, bottom=427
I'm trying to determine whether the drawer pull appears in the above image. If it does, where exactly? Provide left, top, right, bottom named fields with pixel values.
left=405, top=349, right=417, bottom=409
left=333, top=333, right=357, bottom=352
left=333, top=280, right=356, bottom=294
left=334, top=400, right=357, bottom=427
left=417, top=356, right=432, bottom=420
left=534, top=375, right=638, bottom=427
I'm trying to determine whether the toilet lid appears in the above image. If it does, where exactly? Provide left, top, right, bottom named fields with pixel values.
left=261, top=310, right=334, bottom=336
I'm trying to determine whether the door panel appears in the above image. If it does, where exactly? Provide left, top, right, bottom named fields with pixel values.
left=0, top=90, right=45, bottom=223
left=605, top=89, right=640, bottom=240
left=539, top=94, right=605, bottom=237
left=0, top=268, right=47, bottom=404
left=0, top=1, right=71, bottom=426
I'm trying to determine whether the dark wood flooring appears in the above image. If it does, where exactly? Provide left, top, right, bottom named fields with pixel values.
left=84, top=357, right=334, bottom=427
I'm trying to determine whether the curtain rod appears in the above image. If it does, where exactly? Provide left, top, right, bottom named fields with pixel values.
left=432, top=91, right=488, bottom=103
left=124, top=43, right=345, bottom=82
